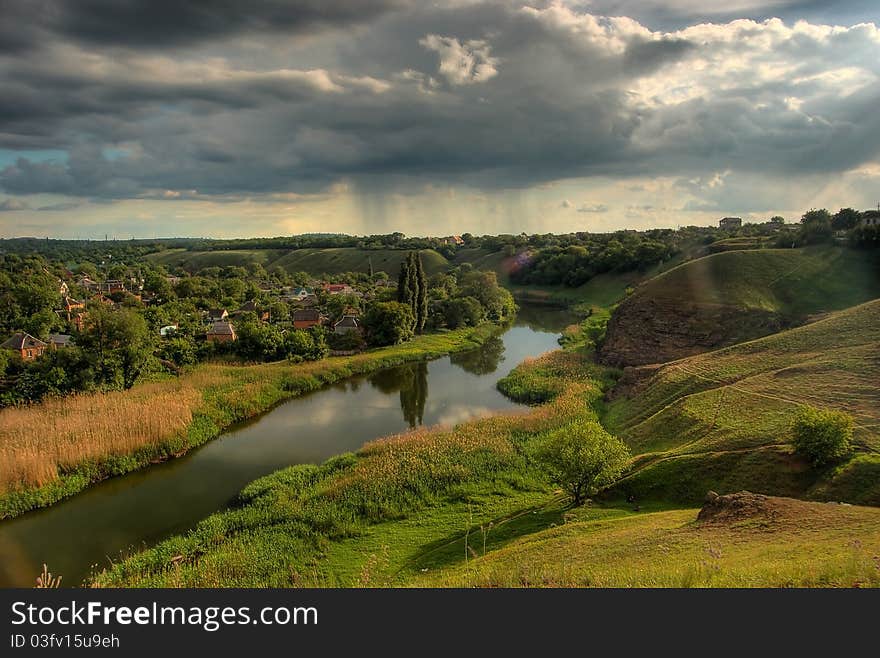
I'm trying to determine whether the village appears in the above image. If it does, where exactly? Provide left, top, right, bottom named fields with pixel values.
left=2, top=274, right=384, bottom=362
left=0, top=244, right=518, bottom=405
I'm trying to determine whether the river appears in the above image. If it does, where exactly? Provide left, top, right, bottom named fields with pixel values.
left=0, top=307, right=576, bottom=587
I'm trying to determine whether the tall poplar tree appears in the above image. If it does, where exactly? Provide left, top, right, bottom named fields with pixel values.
left=414, top=252, right=428, bottom=334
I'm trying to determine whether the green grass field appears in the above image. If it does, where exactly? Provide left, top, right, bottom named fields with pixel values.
left=146, top=247, right=449, bottom=276
left=414, top=495, right=880, bottom=587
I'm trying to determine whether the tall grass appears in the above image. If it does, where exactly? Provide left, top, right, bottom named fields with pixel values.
left=0, top=325, right=496, bottom=519
left=0, top=383, right=203, bottom=492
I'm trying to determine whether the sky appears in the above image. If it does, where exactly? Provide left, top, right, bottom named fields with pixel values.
left=1, top=0, right=879, bottom=239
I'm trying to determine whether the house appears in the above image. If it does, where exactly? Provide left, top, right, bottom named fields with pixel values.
left=1, top=332, right=48, bottom=361
left=100, top=280, right=127, bottom=294
left=281, top=287, right=312, bottom=302
left=159, top=324, right=179, bottom=338
left=719, top=217, right=742, bottom=230
left=293, top=308, right=323, bottom=329
left=860, top=210, right=880, bottom=227
left=293, top=294, right=319, bottom=307
left=75, top=274, right=99, bottom=292
left=59, top=280, right=70, bottom=297
left=206, top=321, right=237, bottom=343
left=333, top=315, right=361, bottom=334
left=60, top=296, right=85, bottom=321
left=323, top=283, right=354, bottom=295
left=207, top=308, right=229, bottom=323
left=233, top=299, right=269, bottom=322
left=47, top=333, right=73, bottom=349
left=441, top=235, right=465, bottom=246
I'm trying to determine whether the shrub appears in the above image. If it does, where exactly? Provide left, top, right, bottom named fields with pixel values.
left=535, top=421, right=630, bottom=505
left=792, top=406, right=854, bottom=467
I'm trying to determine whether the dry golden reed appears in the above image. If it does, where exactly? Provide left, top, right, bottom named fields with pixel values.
left=0, top=381, right=204, bottom=493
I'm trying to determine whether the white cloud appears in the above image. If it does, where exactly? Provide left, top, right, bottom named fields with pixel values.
left=419, top=34, right=499, bottom=85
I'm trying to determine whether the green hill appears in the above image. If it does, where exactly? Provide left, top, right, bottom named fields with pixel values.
left=604, top=299, right=880, bottom=505
left=146, top=248, right=287, bottom=270
left=270, top=248, right=448, bottom=276
left=600, top=246, right=880, bottom=366
left=146, top=247, right=449, bottom=276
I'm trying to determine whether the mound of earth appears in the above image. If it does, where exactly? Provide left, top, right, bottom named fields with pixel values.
left=697, top=490, right=848, bottom=526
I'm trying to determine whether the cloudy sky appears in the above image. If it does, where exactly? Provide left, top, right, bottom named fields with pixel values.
left=1, top=0, right=879, bottom=239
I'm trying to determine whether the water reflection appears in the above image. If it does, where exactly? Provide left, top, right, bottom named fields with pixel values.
left=449, top=335, right=506, bottom=376
left=369, top=362, right=430, bottom=428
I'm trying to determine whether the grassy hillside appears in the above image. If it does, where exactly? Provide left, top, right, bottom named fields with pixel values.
left=600, top=246, right=880, bottom=366
left=415, top=493, right=880, bottom=587
left=146, top=249, right=287, bottom=270
left=605, top=299, right=880, bottom=505
left=453, top=248, right=678, bottom=310
left=270, top=248, right=448, bottom=276
left=146, top=248, right=448, bottom=276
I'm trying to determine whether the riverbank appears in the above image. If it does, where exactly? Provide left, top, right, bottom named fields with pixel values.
left=0, top=324, right=500, bottom=520
left=94, top=347, right=609, bottom=586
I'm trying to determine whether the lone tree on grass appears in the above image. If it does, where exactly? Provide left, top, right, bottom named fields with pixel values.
left=536, top=422, right=630, bottom=506
left=792, top=405, right=854, bottom=467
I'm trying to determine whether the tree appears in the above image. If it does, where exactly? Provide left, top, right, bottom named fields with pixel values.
left=77, top=305, right=154, bottom=389
left=235, top=320, right=283, bottom=361
left=397, top=256, right=413, bottom=309
left=443, top=296, right=483, bottom=328
left=535, top=422, right=630, bottom=506
left=364, top=301, right=414, bottom=346
left=396, top=251, right=425, bottom=333
left=268, top=301, right=290, bottom=324
left=159, top=336, right=198, bottom=367
left=283, top=328, right=327, bottom=361
left=413, top=252, right=428, bottom=334
left=793, top=405, right=854, bottom=467
left=832, top=208, right=861, bottom=231
left=797, top=208, right=833, bottom=245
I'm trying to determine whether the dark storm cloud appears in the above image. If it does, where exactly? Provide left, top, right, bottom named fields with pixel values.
left=0, top=0, right=411, bottom=51
left=0, top=1, right=879, bottom=203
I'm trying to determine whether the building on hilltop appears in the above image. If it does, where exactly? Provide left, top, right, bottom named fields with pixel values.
left=719, top=217, right=743, bottom=230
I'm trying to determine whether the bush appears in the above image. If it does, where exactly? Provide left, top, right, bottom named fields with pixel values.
left=535, top=421, right=630, bottom=505
left=792, top=406, right=854, bottom=467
